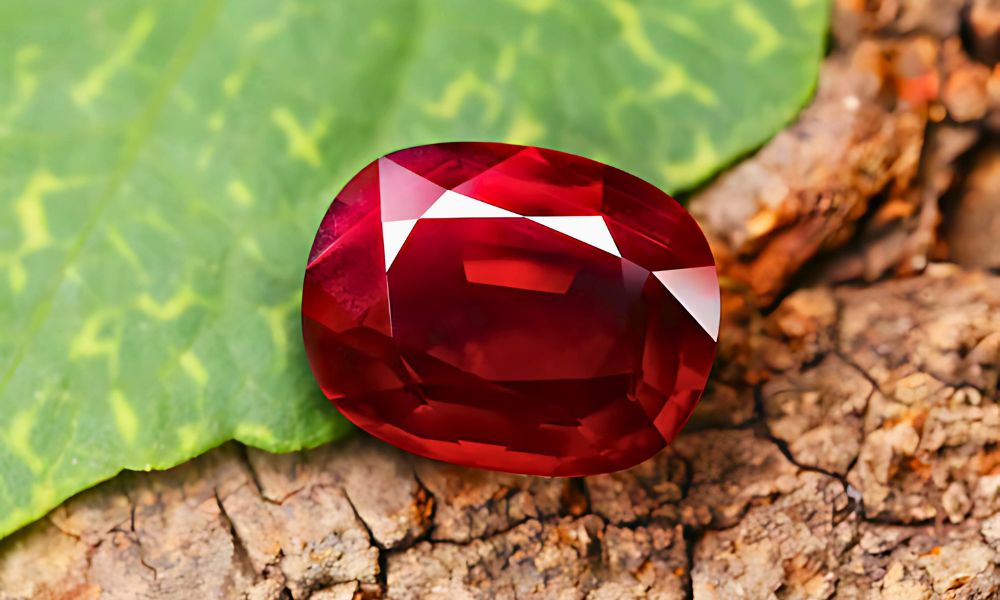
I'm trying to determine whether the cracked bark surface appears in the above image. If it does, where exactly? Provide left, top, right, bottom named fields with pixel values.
left=2, top=2, right=999, bottom=599
left=2, top=269, right=998, bottom=599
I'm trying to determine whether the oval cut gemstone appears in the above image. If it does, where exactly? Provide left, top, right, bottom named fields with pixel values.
left=302, top=143, right=718, bottom=476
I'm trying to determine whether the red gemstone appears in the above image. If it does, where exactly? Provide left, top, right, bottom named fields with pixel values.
left=302, top=143, right=718, bottom=476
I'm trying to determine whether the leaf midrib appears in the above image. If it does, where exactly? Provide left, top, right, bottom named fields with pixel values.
left=0, top=1, right=225, bottom=406
left=0, top=1, right=226, bottom=513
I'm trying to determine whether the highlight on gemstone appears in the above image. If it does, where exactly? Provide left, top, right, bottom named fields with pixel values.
left=302, top=142, right=719, bottom=477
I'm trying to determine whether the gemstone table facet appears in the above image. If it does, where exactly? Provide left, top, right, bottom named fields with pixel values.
left=302, top=142, right=718, bottom=476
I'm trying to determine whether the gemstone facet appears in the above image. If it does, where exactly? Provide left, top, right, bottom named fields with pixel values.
left=302, top=143, right=718, bottom=476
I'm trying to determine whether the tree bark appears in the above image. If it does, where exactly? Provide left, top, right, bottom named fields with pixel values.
left=1, top=268, right=998, bottom=600
left=2, top=1, right=998, bottom=598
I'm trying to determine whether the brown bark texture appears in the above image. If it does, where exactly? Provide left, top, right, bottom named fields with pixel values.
left=2, top=1, right=999, bottom=598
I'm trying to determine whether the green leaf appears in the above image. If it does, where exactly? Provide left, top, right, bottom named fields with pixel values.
left=0, top=0, right=828, bottom=538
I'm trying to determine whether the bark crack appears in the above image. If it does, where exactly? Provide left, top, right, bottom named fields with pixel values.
left=214, top=490, right=261, bottom=587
